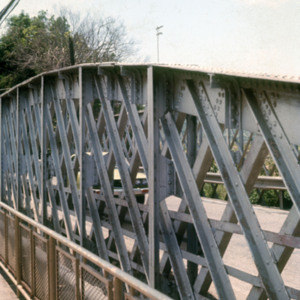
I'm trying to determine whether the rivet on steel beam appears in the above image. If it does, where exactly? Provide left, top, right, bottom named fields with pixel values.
left=120, top=66, right=129, bottom=77
left=58, top=72, right=65, bottom=80
left=97, top=67, right=106, bottom=76
left=27, top=83, right=35, bottom=89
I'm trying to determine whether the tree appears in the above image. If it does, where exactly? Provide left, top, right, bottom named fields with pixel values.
left=0, top=11, right=71, bottom=89
left=60, top=9, right=136, bottom=63
left=0, top=10, right=136, bottom=90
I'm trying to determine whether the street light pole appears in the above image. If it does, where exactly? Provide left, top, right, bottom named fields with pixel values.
left=156, top=25, right=163, bottom=63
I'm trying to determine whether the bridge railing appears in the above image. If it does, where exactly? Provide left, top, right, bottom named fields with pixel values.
left=0, top=201, right=171, bottom=300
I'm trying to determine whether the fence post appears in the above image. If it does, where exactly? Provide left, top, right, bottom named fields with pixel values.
left=75, top=257, right=80, bottom=300
left=48, top=236, right=57, bottom=300
left=14, top=216, right=21, bottom=297
left=4, top=211, right=8, bottom=265
left=30, top=228, right=35, bottom=298
left=113, top=277, right=123, bottom=300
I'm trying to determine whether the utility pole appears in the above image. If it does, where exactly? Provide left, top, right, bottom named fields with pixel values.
left=156, top=25, right=163, bottom=63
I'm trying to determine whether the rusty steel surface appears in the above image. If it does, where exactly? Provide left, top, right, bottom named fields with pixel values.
left=0, top=63, right=299, bottom=299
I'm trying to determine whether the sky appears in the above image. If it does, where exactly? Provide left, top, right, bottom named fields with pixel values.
left=1, top=0, right=300, bottom=76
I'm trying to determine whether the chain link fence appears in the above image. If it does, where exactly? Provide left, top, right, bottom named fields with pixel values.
left=81, top=264, right=113, bottom=300
left=6, top=215, right=15, bottom=274
left=20, top=224, right=31, bottom=291
left=0, top=202, right=172, bottom=300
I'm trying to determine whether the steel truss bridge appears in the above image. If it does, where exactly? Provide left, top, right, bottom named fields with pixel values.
left=0, top=63, right=299, bottom=299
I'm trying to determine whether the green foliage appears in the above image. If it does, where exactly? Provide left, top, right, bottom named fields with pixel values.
left=262, top=190, right=279, bottom=207
left=249, top=190, right=260, bottom=204
left=202, top=157, right=293, bottom=209
left=0, top=10, right=136, bottom=90
left=0, top=11, right=71, bottom=89
left=201, top=183, right=214, bottom=198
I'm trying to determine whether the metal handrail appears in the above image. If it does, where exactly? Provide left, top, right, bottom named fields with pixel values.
left=0, top=201, right=172, bottom=300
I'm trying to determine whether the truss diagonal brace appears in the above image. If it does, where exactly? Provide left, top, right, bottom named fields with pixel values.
left=160, top=200, right=195, bottom=300
left=86, top=104, right=132, bottom=273
left=94, top=74, right=150, bottom=279
left=186, top=80, right=289, bottom=300
left=117, top=75, right=149, bottom=174
left=161, top=113, right=236, bottom=300
left=243, top=89, right=300, bottom=217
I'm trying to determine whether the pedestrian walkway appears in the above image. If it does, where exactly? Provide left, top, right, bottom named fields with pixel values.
left=0, top=269, right=19, bottom=300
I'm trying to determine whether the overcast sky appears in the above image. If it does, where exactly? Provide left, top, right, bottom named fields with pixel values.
left=1, top=0, right=300, bottom=76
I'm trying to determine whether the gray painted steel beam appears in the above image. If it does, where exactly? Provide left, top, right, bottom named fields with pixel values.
left=51, top=84, right=82, bottom=235
left=244, top=89, right=300, bottom=217
left=0, top=97, right=2, bottom=205
left=86, top=187, right=109, bottom=260
left=161, top=112, right=236, bottom=300
left=85, top=102, right=132, bottom=273
left=187, top=80, right=289, bottom=300
left=79, top=68, right=87, bottom=248
left=195, top=134, right=269, bottom=295
left=16, top=88, right=21, bottom=211
left=159, top=199, right=195, bottom=300
left=1, top=64, right=300, bottom=300
left=117, top=75, right=149, bottom=176
left=44, top=92, right=74, bottom=241
left=247, top=205, right=300, bottom=300
left=94, top=73, right=150, bottom=279
left=40, top=77, right=48, bottom=225
left=148, top=67, right=160, bottom=289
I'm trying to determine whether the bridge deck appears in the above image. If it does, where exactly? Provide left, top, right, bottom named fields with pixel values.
left=0, top=270, right=19, bottom=300
left=195, top=198, right=300, bottom=298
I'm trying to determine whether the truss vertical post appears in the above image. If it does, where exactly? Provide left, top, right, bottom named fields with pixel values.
left=41, top=76, right=47, bottom=225
left=0, top=97, right=2, bottom=202
left=148, top=66, right=160, bottom=289
left=79, top=67, right=86, bottom=247
left=186, top=115, right=198, bottom=284
left=16, top=88, right=21, bottom=211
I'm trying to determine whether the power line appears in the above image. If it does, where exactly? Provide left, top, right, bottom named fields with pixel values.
left=0, top=0, right=20, bottom=27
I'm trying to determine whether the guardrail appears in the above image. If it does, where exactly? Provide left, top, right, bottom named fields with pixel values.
left=0, top=201, right=171, bottom=300
left=204, top=172, right=286, bottom=190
